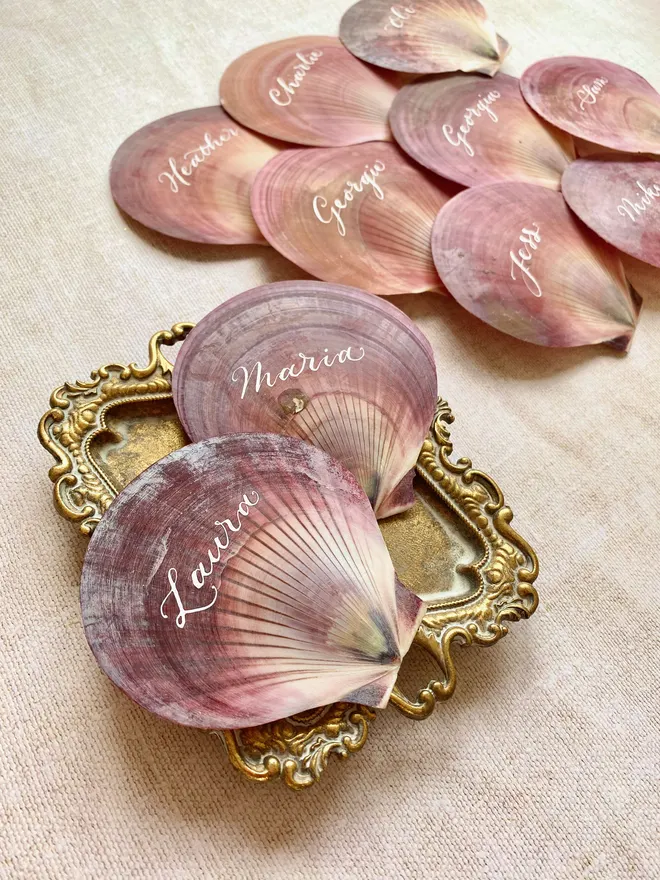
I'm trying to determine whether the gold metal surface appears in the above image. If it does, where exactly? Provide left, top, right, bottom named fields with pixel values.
left=39, top=324, right=539, bottom=789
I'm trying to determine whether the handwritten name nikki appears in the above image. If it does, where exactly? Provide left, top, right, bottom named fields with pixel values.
left=268, top=50, right=323, bottom=106
left=442, top=91, right=501, bottom=157
left=231, top=346, right=366, bottom=399
left=160, top=491, right=260, bottom=628
left=576, top=77, right=608, bottom=112
left=510, top=222, right=542, bottom=297
left=617, top=180, right=660, bottom=222
left=158, top=129, right=239, bottom=193
left=313, top=161, right=386, bottom=236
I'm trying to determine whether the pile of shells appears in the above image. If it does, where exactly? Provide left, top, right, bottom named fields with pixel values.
left=111, top=0, right=659, bottom=351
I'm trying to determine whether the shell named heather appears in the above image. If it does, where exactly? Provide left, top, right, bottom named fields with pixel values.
left=520, top=57, right=660, bottom=154
left=110, top=106, right=283, bottom=244
left=219, top=36, right=399, bottom=147
left=172, top=280, right=438, bottom=518
left=81, top=434, right=427, bottom=730
left=390, top=73, right=575, bottom=190
left=431, top=182, right=641, bottom=349
left=339, top=0, right=509, bottom=76
left=250, top=142, right=456, bottom=295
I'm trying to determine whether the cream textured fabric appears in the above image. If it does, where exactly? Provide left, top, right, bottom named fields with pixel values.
left=2, top=0, right=659, bottom=877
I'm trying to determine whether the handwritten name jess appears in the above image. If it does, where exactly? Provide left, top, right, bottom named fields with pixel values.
left=232, top=346, right=366, bottom=399
left=510, top=222, right=542, bottom=297
left=160, top=491, right=260, bottom=628
left=313, top=161, right=386, bottom=236
left=158, top=129, right=239, bottom=193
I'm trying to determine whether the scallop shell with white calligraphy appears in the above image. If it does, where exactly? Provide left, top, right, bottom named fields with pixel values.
left=390, top=73, right=575, bottom=189
left=219, top=36, right=398, bottom=147
left=520, top=57, right=660, bottom=154
left=431, top=182, right=641, bottom=349
left=172, top=281, right=438, bottom=519
left=81, top=434, right=426, bottom=730
left=339, top=0, right=509, bottom=76
left=250, top=142, right=456, bottom=295
left=110, top=106, right=283, bottom=244
left=562, top=155, right=660, bottom=269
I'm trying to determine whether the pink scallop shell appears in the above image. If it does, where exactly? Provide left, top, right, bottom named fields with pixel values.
left=250, top=142, right=456, bottom=295
left=110, top=106, right=283, bottom=244
left=520, top=57, right=660, bottom=154
left=219, top=36, right=399, bottom=147
left=390, top=73, right=575, bottom=189
left=431, top=182, right=641, bottom=350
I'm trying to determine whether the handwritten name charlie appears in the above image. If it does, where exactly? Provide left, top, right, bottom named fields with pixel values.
left=268, top=50, right=323, bottom=107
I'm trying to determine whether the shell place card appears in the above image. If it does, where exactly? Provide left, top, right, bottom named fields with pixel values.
left=80, top=434, right=426, bottom=729
left=339, top=0, right=509, bottom=75
left=250, top=142, right=456, bottom=295
left=562, top=155, right=660, bottom=269
left=219, top=36, right=399, bottom=147
left=520, top=56, right=660, bottom=154
left=431, top=182, right=641, bottom=349
left=110, top=106, right=283, bottom=244
left=390, top=72, right=575, bottom=189
left=172, top=280, right=438, bottom=519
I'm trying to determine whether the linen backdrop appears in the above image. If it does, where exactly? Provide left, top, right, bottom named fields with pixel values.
left=1, top=0, right=659, bottom=877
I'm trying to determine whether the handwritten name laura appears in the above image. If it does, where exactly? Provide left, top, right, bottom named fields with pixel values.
left=269, top=50, right=323, bottom=106
left=510, top=222, right=542, bottom=297
left=231, top=346, right=366, bottom=399
left=313, top=161, right=386, bottom=236
left=576, top=77, right=608, bottom=112
left=158, top=129, right=239, bottom=193
left=442, top=91, right=501, bottom=157
left=617, top=180, right=660, bottom=222
left=160, top=491, right=260, bottom=628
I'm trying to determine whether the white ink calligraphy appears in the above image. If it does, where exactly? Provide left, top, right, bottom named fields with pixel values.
left=157, top=129, right=239, bottom=193
left=268, top=50, right=324, bottom=106
left=576, top=77, right=608, bottom=112
left=232, top=347, right=366, bottom=400
left=510, top=222, right=543, bottom=297
left=442, top=91, right=502, bottom=157
left=384, top=4, right=416, bottom=30
left=312, top=161, right=386, bottom=236
left=617, top=180, right=660, bottom=222
left=160, top=491, right=260, bottom=628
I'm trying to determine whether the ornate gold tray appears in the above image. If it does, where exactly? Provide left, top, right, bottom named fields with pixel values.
left=39, top=324, right=539, bottom=790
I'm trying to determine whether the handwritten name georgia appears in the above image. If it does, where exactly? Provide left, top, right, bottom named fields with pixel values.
left=384, top=4, right=416, bottom=30
left=576, top=77, right=608, bottom=112
left=160, top=491, right=260, bottom=628
left=268, top=50, right=323, bottom=107
left=313, top=161, right=386, bottom=237
left=617, top=180, right=660, bottom=222
left=510, top=222, right=542, bottom=297
left=442, top=91, right=501, bottom=158
left=231, top=346, right=366, bottom=399
left=157, top=129, right=239, bottom=193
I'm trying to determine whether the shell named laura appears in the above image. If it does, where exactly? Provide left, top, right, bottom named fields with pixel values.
left=390, top=73, right=575, bottom=189
left=431, top=182, right=641, bottom=350
left=219, top=36, right=399, bottom=147
left=520, top=56, right=660, bottom=154
left=172, top=280, right=438, bottom=520
left=562, top=155, right=660, bottom=270
left=250, top=142, right=456, bottom=295
left=339, top=0, right=509, bottom=76
left=80, top=434, right=426, bottom=730
left=109, top=106, right=283, bottom=244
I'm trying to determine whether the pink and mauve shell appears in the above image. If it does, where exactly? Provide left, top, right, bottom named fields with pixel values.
left=110, top=106, right=282, bottom=244
left=81, top=434, right=426, bottom=730
left=219, top=36, right=398, bottom=147
left=431, top=182, right=641, bottom=350
left=172, top=280, right=438, bottom=519
left=562, top=156, right=660, bottom=270
left=390, top=73, right=575, bottom=189
left=339, top=0, right=509, bottom=76
left=250, top=142, right=455, bottom=295
left=520, top=57, right=660, bottom=154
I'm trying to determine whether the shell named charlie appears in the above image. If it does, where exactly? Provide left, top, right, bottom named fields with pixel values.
left=230, top=346, right=366, bottom=400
